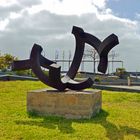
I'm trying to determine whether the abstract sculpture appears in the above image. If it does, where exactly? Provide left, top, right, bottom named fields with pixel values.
left=12, top=26, right=119, bottom=91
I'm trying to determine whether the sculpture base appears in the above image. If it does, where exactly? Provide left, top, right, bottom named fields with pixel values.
left=27, top=89, right=102, bottom=119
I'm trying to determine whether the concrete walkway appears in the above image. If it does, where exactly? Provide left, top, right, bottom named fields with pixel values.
left=93, top=84, right=140, bottom=93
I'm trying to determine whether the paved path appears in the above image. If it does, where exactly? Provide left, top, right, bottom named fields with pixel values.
left=93, top=84, right=140, bottom=93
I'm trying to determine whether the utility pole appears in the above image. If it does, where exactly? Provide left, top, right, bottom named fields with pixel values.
left=93, top=49, right=96, bottom=74
left=108, top=62, right=110, bottom=74
left=68, top=50, right=71, bottom=69
left=109, top=50, right=118, bottom=73
left=55, top=50, right=59, bottom=62
left=81, top=55, right=85, bottom=72
left=62, top=50, right=65, bottom=71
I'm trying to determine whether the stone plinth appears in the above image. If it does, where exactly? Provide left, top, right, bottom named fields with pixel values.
left=27, top=89, right=102, bottom=119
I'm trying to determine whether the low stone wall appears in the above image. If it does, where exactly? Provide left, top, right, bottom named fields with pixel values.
left=27, top=89, right=102, bottom=119
left=0, top=75, right=38, bottom=81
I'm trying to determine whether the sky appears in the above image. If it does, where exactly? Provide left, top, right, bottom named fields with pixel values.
left=0, top=0, right=140, bottom=73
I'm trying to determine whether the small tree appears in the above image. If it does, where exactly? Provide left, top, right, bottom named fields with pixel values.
left=4, top=54, right=17, bottom=69
left=83, top=48, right=98, bottom=74
left=0, top=56, right=5, bottom=70
left=115, top=68, right=127, bottom=79
left=0, top=53, right=17, bottom=71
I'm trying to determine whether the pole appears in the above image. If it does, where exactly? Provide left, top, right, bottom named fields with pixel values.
left=108, top=62, right=109, bottom=74
left=112, top=51, right=114, bottom=73
left=81, top=59, right=84, bottom=72
left=68, top=50, right=71, bottom=69
left=62, top=50, right=65, bottom=71
left=93, top=58, right=95, bottom=74
left=122, top=61, right=123, bottom=68
left=93, top=49, right=96, bottom=75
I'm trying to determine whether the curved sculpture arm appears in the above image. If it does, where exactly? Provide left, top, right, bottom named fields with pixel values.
left=30, top=44, right=66, bottom=91
left=84, top=32, right=101, bottom=52
left=98, top=34, right=119, bottom=55
left=66, top=77, right=93, bottom=90
left=48, top=63, right=66, bottom=91
left=61, top=75, right=93, bottom=90
left=66, top=26, right=85, bottom=79
left=30, top=44, right=50, bottom=84
left=12, top=59, right=31, bottom=70
left=40, top=55, right=55, bottom=69
left=12, top=44, right=55, bottom=70
left=83, top=32, right=119, bottom=73
left=98, top=34, right=119, bottom=73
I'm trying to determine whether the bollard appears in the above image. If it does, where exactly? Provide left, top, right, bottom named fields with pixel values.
left=127, top=76, right=131, bottom=86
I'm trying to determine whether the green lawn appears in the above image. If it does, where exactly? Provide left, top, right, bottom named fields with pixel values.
left=0, top=81, right=140, bottom=140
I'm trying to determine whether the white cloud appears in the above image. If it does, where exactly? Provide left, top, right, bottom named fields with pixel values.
left=9, top=12, right=22, bottom=19
left=0, top=19, right=9, bottom=30
left=0, top=0, right=17, bottom=6
left=27, top=0, right=108, bottom=15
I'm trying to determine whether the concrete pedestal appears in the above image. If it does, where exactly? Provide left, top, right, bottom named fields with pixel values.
left=27, top=89, right=102, bottom=119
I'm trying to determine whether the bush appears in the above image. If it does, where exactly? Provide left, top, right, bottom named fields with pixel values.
left=15, top=70, right=32, bottom=76
left=94, top=77, right=101, bottom=82
left=115, top=68, right=128, bottom=79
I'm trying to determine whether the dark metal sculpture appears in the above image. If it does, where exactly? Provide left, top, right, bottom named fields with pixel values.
left=12, top=26, right=119, bottom=91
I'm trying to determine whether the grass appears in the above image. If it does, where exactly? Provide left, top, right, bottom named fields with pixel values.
left=0, top=81, right=140, bottom=140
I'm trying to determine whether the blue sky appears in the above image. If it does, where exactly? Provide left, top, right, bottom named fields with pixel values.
left=107, top=0, right=140, bottom=20
left=0, top=0, right=140, bottom=72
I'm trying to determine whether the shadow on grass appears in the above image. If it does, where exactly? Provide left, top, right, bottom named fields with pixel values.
left=15, top=110, right=140, bottom=139
left=16, top=115, right=75, bottom=134
left=89, top=110, right=140, bottom=140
